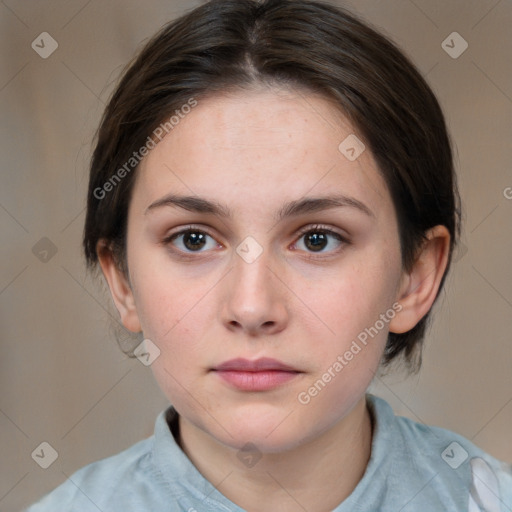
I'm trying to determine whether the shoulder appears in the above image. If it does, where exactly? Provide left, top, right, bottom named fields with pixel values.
left=25, top=436, right=158, bottom=512
left=367, top=394, right=512, bottom=510
left=25, top=406, right=237, bottom=512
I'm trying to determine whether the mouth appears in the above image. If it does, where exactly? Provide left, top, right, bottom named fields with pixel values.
left=211, top=357, right=303, bottom=391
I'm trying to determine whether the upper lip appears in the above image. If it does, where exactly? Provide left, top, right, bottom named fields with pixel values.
left=213, top=357, right=299, bottom=372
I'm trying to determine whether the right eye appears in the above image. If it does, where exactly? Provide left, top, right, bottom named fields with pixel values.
left=164, top=228, right=221, bottom=253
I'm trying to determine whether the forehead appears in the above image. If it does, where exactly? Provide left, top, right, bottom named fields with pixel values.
left=133, top=89, right=393, bottom=221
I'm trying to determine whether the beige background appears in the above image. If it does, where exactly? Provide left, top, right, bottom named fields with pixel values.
left=1, top=0, right=511, bottom=510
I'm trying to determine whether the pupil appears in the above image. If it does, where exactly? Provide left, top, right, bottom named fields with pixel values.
left=184, top=232, right=206, bottom=250
left=306, top=232, right=327, bottom=251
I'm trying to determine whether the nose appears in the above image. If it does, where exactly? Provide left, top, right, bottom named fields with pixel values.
left=220, top=249, right=289, bottom=336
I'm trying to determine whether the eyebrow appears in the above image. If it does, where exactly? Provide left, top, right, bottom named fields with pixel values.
left=145, top=193, right=375, bottom=220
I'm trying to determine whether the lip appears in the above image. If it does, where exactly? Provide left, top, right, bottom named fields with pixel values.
left=212, top=358, right=302, bottom=391
left=214, top=357, right=298, bottom=372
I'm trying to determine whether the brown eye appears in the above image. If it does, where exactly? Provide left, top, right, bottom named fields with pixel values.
left=304, top=232, right=328, bottom=252
left=182, top=231, right=207, bottom=251
left=294, top=228, right=346, bottom=254
left=166, top=229, right=218, bottom=253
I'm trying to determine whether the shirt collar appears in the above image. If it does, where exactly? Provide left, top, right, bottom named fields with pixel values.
left=150, top=394, right=396, bottom=510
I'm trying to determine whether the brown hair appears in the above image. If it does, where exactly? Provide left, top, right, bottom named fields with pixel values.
left=83, top=0, right=461, bottom=369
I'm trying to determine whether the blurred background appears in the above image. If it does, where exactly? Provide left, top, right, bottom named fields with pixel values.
left=1, top=0, right=511, bottom=510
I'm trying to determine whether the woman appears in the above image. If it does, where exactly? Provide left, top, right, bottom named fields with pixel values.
left=27, top=0, right=512, bottom=510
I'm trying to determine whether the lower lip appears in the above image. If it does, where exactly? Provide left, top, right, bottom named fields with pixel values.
left=214, top=370, right=300, bottom=391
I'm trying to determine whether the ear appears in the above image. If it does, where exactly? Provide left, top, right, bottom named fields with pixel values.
left=389, top=225, right=451, bottom=334
left=97, top=241, right=142, bottom=333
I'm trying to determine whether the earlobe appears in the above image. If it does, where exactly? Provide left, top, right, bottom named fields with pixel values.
left=389, top=225, right=451, bottom=334
left=96, top=241, right=142, bottom=333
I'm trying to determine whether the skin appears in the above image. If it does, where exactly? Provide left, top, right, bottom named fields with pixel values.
left=98, top=87, right=450, bottom=511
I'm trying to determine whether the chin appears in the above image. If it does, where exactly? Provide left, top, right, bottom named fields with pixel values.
left=203, top=402, right=320, bottom=453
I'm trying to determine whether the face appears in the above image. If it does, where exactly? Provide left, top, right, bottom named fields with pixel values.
left=118, top=88, right=408, bottom=452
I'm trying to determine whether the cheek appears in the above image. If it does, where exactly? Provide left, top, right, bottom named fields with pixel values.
left=294, top=272, right=390, bottom=413
left=130, top=259, right=225, bottom=374
left=129, top=251, right=214, bottom=338
left=291, top=255, right=400, bottom=398
left=301, top=259, right=397, bottom=340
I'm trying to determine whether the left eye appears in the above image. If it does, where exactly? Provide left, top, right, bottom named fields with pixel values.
left=294, top=229, right=345, bottom=253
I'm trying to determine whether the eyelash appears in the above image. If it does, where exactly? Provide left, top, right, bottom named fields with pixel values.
left=162, top=224, right=349, bottom=259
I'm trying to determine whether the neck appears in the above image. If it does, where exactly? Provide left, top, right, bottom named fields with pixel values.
left=177, top=396, right=373, bottom=512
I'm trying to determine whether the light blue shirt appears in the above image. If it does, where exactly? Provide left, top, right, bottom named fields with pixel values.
left=26, top=395, right=512, bottom=511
